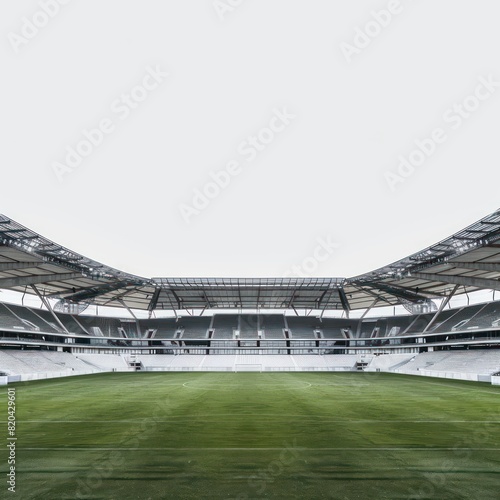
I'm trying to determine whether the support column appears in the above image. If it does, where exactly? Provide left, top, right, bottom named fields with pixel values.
left=118, top=299, right=141, bottom=337
left=423, top=285, right=460, bottom=333
left=31, top=285, right=69, bottom=333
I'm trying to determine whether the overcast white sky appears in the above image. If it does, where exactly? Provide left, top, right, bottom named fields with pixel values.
left=1, top=0, right=499, bottom=280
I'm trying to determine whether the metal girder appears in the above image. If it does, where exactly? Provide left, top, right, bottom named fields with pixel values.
left=0, top=261, right=40, bottom=271
left=238, top=287, right=243, bottom=308
left=461, top=229, right=495, bottom=233
left=31, top=285, right=69, bottom=333
left=58, top=281, right=139, bottom=302
left=148, top=287, right=161, bottom=312
left=45, top=283, right=104, bottom=298
left=453, top=236, right=483, bottom=241
left=287, top=292, right=297, bottom=309
left=316, top=289, right=328, bottom=307
left=358, top=281, right=433, bottom=303
left=121, top=301, right=137, bottom=321
left=423, top=284, right=460, bottom=333
left=2, top=235, right=38, bottom=242
left=0, top=272, right=81, bottom=289
left=103, top=287, right=143, bottom=306
left=157, top=286, right=178, bottom=311
left=202, top=291, right=213, bottom=309
left=338, top=287, right=351, bottom=313
left=315, top=285, right=342, bottom=311
left=359, top=298, right=379, bottom=320
left=413, top=272, right=500, bottom=291
left=449, top=261, right=500, bottom=272
left=0, top=229, right=29, bottom=234
left=347, top=284, right=394, bottom=306
left=169, top=288, right=182, bottom=309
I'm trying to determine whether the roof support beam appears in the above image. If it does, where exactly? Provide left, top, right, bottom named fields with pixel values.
left=102, top=287, right=140, bottom=306
left=348, top=285, right=393, bottom=306
left=480, top=218, right=500, bottom=225
left=361, top=281, right=435, bottom=303
left=359, top=298, right=379, bottom=321
left=147, top=287, right=161, bottom=313
left=0, top=229, right=29, bottom=235
left=0, top=272, right=81, bottom=289
left=31, top=285, right=69, bottom=333
left=170, top=288, right=182, bottom=310
left=156, top=286, right=175, bottom=313
left=4, top=235, right=38, bottom=242
left=58, top=281, right=138, bottom=302
left=117, top=298, right=141, bottom=337
left=449, top=261, right=500, bottom=272
left=287, top=293, right=297, bottom=309
left=423, top=285, right=460, bottom=333
left=413, top=272, right=500, bottom=291
left=70, top=315, right=90, bottom=335
left=0, top=261, right=40, bottom=271
left=202, top=291, right=213, bottom=309
left=338, top=287, right=350, bottom=318
left=316, top=289, right=328, bottom=309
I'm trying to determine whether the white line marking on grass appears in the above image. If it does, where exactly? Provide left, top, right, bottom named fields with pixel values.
left=404, top=379, right=500, bottom=396
left=308, top=379, right=500, bottom=396
left=182, top=381, right=312, bottom=390
left=11, top=419, right=500, bottom=423
left=20, top=447, right=500, bottom=451
left=309, top=382, right=371, bottom=386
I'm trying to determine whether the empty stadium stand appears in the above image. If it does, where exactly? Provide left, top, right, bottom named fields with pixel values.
left=239, top=315, right=260, bottom=338
left=1, top=299, right=500, bottom=382
left=462, top=302, right=500, bottom=330
left=395, top=349, right=500, bottom=377
left=320, top=318, right=352, bottom=339
left=431, top=304, right=487, bottom=333
left=213, top=315, right=238, bottom=339
left=0, top=303, right=35, bottom=331
left=261, top=315, right=285, bottom=339
left=178, top=317, right=210, bottom=339
left=286, top=317, right=318, bottom=339
left=140, top=317, right=179, bottom=339
left=0, top=350, right=98, bottom=380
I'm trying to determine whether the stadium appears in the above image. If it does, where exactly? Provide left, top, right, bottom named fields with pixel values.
left=1, top=210, right=500, bottom=499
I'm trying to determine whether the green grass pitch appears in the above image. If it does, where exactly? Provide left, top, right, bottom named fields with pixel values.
left=2, top=371, right=500, bottom=499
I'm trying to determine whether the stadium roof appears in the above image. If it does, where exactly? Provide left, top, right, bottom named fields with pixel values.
left=1, top=210, right=500, bottom=313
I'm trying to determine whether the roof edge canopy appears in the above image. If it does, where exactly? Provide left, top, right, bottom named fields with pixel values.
left=1, top=209, right=499, bottom=312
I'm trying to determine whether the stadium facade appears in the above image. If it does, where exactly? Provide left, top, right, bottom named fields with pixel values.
left=1, top=210, right=500, bottom=383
